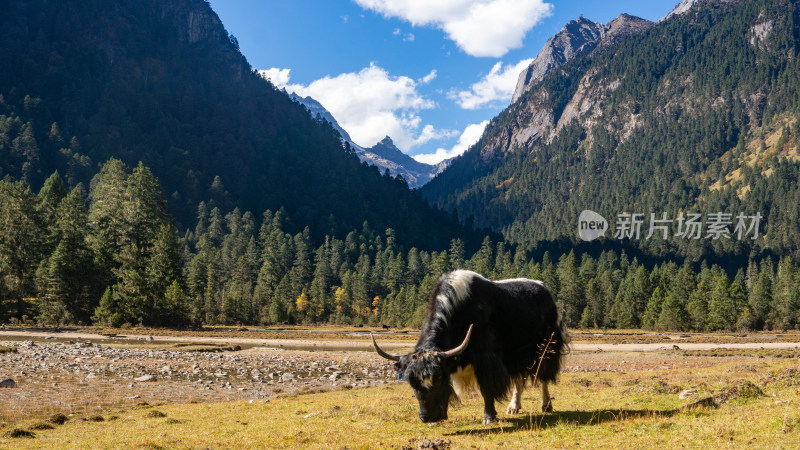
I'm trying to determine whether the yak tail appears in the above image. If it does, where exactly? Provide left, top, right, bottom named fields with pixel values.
left=556, top=309, right=571, bottom=349
left=532, top=311, right=569, bottom=384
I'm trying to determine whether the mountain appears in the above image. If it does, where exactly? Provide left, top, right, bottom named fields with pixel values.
left=661, top=0, right=706, bottom=21
left=423, top=0, right=800, bottom=264
left=358, top=136, right=441, bottom=187
left=512, top=17, right=605, bottom=103
left=283, top=91, right=443, bottom=188
left=0, top=0, right=480, bottom=250
left=499, top=14, right=653, bottom=160
left=512, top=15, right=653, bottom=104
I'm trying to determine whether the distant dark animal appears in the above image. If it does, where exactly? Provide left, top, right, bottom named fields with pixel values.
left=382, top=324, right=391, bottom=329
left=372, top=270, right=568, bottom=424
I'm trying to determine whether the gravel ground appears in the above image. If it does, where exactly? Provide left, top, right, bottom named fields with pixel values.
left=0, top=339, right=397, bottom=422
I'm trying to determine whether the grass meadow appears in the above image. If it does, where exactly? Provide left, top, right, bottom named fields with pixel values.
left=2, top=355, right=798, bottom=449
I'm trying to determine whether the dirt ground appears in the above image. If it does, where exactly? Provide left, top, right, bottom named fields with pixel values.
left=2, top=327, right=800, bottom=425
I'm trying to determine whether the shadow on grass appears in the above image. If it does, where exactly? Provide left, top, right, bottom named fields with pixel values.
left=448, top=407, right=691, bottom=435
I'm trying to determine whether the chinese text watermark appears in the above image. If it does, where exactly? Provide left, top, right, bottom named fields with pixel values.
left=578, top=210, right=762, bottom=242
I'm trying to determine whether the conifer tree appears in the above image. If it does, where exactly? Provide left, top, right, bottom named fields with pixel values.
left=0, top=179, right=43, bottom=317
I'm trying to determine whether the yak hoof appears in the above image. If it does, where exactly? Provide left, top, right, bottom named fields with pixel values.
left=542, top=402, right=553, bottom=413
left=482, top=415, right=497, bottom=425
left=505, top=404, right=520, bottom=415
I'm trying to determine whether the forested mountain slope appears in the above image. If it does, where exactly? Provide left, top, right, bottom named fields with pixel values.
left=423, top=0, right=800, bottom=265
left=0, top=0, right=478, bottom=250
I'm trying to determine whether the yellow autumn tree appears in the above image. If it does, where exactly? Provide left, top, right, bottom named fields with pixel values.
left=372, top=295, right=381, bottom=318
left=334, top=287, right=346, bottom=314
left=295, top=291, right=309, bottom=313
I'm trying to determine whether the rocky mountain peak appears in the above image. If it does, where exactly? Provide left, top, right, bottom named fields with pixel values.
left=511, top=17, right=604, bottom=103
left=285, top=93, right=441, bottom=187
left=378, top=136, right=396, bottom=148
left=599, top=14, right=653, bottom=49
left=660, top=0, right=705, bottom=22
left=511, top=13, right=654, bottom=104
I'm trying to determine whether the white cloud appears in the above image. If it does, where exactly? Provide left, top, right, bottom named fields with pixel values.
left=452, top=58, right=533, bottom=109
left=354, top=0, right=553, bottom=57
left=393, top=28, right=415, bottom=41
left=419, top=69, right=437, bottom=84
left=261, top=65, right=451, bottom=151
left=259, top=67, right=292, bottom=87
left=413, top=120, right=489, bottom=164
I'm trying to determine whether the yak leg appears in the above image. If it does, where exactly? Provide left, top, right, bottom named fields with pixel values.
left=478, top=375, right=498, bottom=424
left=481, top=395, right=498, bottom=424
left=541, top=381, right=553, bottom=412
left=505, top=378, right=524, bottom=415
left=475, top=355, right=506, bottom=424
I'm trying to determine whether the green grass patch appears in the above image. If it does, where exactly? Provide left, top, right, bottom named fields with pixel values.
left=682, top=348, right=800, bottom=358
left=169, top=342, right=242, bottom=352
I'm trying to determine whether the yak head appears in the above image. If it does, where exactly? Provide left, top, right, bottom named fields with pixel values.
left=371, top=324, right=472, bottom=423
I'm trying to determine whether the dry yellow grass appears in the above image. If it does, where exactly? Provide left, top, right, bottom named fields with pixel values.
left=707, top=114, right=800, bottom=199
left=2, top=359, right=798, bottom=449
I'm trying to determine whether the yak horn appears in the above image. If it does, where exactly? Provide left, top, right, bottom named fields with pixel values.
left=441, top=324, right=474, bottom=358
left=371, top=333, right=401, bottom=361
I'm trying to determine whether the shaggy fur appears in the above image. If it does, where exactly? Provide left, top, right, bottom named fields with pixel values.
left=404, top=269, right=569, bottom=422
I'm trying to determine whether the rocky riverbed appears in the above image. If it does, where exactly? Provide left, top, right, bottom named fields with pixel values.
left=0, top=339, right=397, bottom=422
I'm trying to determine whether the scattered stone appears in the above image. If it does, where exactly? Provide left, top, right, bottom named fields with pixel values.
left=0, top=378, right=16, bottom=388
left=681, top=396, right=717, bottom=410
left=135, top=375, right=156, bottom=382
left=404, top=437, right=451, bottom=450
left=679, top=389, right=697, bottom=399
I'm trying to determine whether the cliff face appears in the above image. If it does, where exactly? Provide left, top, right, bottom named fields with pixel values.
left=486, top=14, right=652, bottom=160
left=511, top=17, right=605, bottom=104
left=157, top=0, right=224, bottom=43
left=157, top=0, right=245, bottom=81
left=512, top=15, right=653, bottom=104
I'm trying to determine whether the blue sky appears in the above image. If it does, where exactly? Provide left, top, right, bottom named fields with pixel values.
left=209, top=0, right=681, bottom=164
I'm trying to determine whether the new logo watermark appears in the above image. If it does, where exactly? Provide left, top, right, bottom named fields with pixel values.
left=578, top=210, right=762, bottom=242
left=578, top=210, right=608, bottom=242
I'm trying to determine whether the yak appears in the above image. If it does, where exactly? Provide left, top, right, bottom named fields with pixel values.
left=371, top=270, right=568, bottom=424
